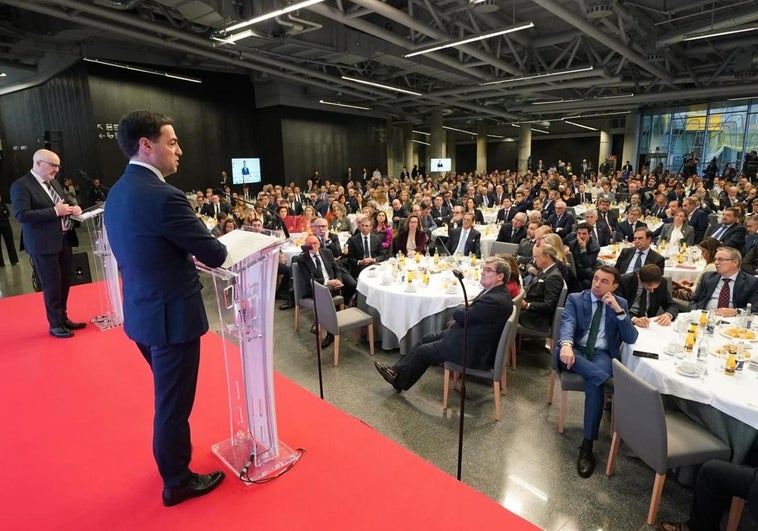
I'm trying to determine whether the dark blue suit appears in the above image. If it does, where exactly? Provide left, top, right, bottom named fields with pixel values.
left=10, top=172, right=79, bottom=328
left=105, top=163, right=227, bottom=488
left=557, top=291, right=638, bottom=440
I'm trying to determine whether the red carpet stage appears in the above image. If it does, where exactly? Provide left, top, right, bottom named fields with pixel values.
left=1, top=283, right=537, bottom=530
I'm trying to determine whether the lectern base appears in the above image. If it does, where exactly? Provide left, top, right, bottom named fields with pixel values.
left=212, top=435, right=301, bottom=485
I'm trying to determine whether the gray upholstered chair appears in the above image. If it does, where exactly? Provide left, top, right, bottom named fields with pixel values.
left=312, top=280, right=374, bottom=366
left=490, top=241, right=519, bottom=257
left=606, top=359, right=731, bottom=526
left=442, top=304, right=517, bottom=420
left=291, top=258, right=344, bottom=331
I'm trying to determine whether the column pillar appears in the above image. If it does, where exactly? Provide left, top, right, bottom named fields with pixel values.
left=518, top=124, right=532, bottom=175
left=622, top=111, right=641, bottom=173
left=430, top=110, right=445, bottom=159
left=446, top=131, right=457, bottom=174
left=598, top=120, right=612, bottom=174
left=476, top=123, right=488, bottom=175
left=403, top=124, right=414, bottom=172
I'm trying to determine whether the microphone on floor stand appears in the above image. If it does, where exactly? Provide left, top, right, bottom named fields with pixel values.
left=452, top=266, right=469, bottom=481
left=309, top=274, right=325, bottom=400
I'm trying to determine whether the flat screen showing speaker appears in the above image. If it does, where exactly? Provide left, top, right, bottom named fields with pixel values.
left=430, top=158, right=452, bottom=172
left=231, top=158, right=262, bottom=185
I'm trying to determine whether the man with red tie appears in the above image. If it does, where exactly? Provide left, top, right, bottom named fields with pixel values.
left=689, top=246, right=758, bottom=316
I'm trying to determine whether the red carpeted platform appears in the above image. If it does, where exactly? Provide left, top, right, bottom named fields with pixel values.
left=1, top=283, right=537, bottom=531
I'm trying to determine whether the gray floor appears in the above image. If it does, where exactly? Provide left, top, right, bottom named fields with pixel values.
left=1, top=209, right=754, bottom=531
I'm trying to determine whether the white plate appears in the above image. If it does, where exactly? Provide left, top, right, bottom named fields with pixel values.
left=676, top=365, right=701, bottom=378
left=663, top=347, right=681, bottom=356
left=718, top=329, right=758, bottom=342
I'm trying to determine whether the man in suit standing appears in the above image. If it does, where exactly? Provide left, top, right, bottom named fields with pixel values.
left=690, top=246, right=758, bottom=316
left=10, top=149, right=85, bottom=338
left=616, top=264, right=678, bottom=327
left=557, top=265, right=639, bottom=478
left=105, top=111, right=228, bottom=506
left=705, top=207, right=747, bottom=251
left=346, top=217, right=387, bottom=277
left=519, top=245, right=565, bottom=330
left=683, top=196, right=709, bottom=244
left=615, top=227, right=666, bottom=275
left=496, top=212, right=527, bottom=244
left=614, top=206, right=647, bottom=243
left=374, top=257, right=513, bottom=391
left=549, top=201, right=575, bottom=240
left=448, top=212, right=481, bottom=258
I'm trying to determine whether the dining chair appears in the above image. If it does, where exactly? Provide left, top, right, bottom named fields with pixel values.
left=442, top=305, right=517, bottom=420
left=312, top=280, right=374, bottom=366
left=726, top=496, right=745, bottom=531
left=490, top=241, right=519, bottom=257
left=512, top=281, right=567, bottom=369
left=605, top=359, right=731, bottom=526
left=506, top=289, right=524, bottom=370
left=291, top=258, right=344, bottom=331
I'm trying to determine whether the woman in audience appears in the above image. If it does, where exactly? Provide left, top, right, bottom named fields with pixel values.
left=658, top=208, right=694, bottom=248
left=463, top=196, right=485, bottom=224
left=373, top=210, right=393, bottom=250
left=221, top=218, right=237, bottom=235
left=497, top=253, right=523, bottom=299
left=393, top=214, right=428, bottom=256
left=543, top=233, right=581, bottom=293
left=325, top=199, right=341, bottom=226
left=302, top=204, right=318, bottom=224
left=673, top=237, right=721, bottom=300
left=329, top=204, right=350, bottom=232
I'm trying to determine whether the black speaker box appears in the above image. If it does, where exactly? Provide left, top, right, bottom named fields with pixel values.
left=71, top=252, right=92, bottom=285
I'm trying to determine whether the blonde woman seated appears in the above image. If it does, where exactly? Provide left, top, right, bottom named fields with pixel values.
left=329, top=204, right=350, bottom=232
left=392, top=214, right=428, bottom=255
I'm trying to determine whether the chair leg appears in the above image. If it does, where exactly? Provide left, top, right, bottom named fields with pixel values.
left=726, top=497, right=745, bottom=531
left=367, top=324, right=374, bottom=356
left=510, top=340, right=518, bottom=369
left=500, top=368, right=507, bottom=395
left=647, top=473, right=667, bottom=526
left=452, top=371, right=459, bottom=390
left=333, top=334, right=341, bottom=367
left=605, top=431, right=621, bottom=476
left=294, top=305, right=300, bottom=331
left=547, top=369, right=556, bottom=405
left=558, top=390, right=568, bottom=434
left=443, top=369, right=451, bottom=410
left=493, top=381, right=501, bottom=420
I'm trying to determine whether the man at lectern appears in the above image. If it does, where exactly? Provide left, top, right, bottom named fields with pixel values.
left=105, top=110, right=228, bottom=507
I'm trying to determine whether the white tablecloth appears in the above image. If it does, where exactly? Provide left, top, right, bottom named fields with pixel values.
left=598, top=245, right=705, bottom=283
left=432, top=225, right=499, bottom=258
left=478, top=207, right=500, bottom=224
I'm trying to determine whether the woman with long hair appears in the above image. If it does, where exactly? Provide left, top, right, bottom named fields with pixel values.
left=393, top=214, right=428, bottom=255
left=673, top=237, right=721, bottom=300
left=373, top=210, right=393, bottom=249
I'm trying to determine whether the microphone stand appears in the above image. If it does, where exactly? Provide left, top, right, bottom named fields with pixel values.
left=452, top=268, right=468, bottom=481
left=310, top=276, right=325, bottom=400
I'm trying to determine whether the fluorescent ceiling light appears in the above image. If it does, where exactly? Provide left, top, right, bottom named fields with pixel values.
left=213, top=29, right=255, bottom=44
left=83, top=57, right=202, bottom=83
left=564, top=120, right=598, bottom=131
left=510, top=123, right=549, bottom=134
left=596, top=93, right=634, bottom=100
left=404, top=22, right=534, bottom=58
left=683, top=26, right=758, bottom=41
left=727, top=96, right=756, bottom=101
left=319, top=99, right=371, bottom=111
left=532, top=98, right=582, bottom=105
left=0, top=72, right=6, bottom=77
left=480, top=66, right=594, bottom=86
left=532, top=128, right=549, bottom=134
left=341, top=75, right=423, bottom=96
left=412, top=139, right=430, bottom=145
left=443, top=125, right=476, bottom=135
left=224, top=0, right=325, bottom=33
left=412, top=130, right=431, bottom=136
left=564, top=111, right=631, bottom=119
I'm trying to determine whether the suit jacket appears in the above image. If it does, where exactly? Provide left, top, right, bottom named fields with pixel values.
left=743, top=233, right=758, bottom=256
left=688, top=208, right=710, bottom=244
left=10, top=172, right=79, bottom=254
left=558, top=290, right=639, bottom=360
left=597, top=210, right=618, bottom=232
left=496, top=207, right=517, bottom=223
left=548, top=212, right=575, bottom=239
left=200, top=202, right=231, bottom=219
left=588, top=222, right=612, bottom=247
left=614, top=247, right=666, bottom=275
left=295, top=248, right=340, bottom=299
left=689, top=271, right=758, bottom=311
left=430, top=205, right=450, bottom=226
left=448, top=227, right=481, bottom=258
left=346, top=231, right=387, bottom=276
left=616, top=273, right=679, bottom=319
left=658, top=222, right=695, bottom=247
left=564, top=234, right=600, bottom=273
left=705, top=223, right=747, bottom=251
left=438, top=284, right=513, bottom=371
left=104, top=163, right=227, bottom=346
left=575, top=191, right=592, bottom=204
left=496, top=223, right=526, bottom=244
left=520, top=265, right=565, bottom=330
left=614, top=220, right=648, bottom=243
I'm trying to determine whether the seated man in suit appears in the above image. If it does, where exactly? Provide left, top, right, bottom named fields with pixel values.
left=557, top=265, right=639, bottom=478
left=346, top=217, right=388, bottom=277
left=496, top=212, right=527, bottom=244
left=519, top=244, right=565, bottom=330
left=373, top=257, right=513, bottom=391
left=583, top=208, right=611, bottom=247
left=496, top=196, right=517, bottom=223
left=614, top=206, right=647, bottom=243
left=683, top=196, right=709, bottom=244
left=615, top=264, right=678, bottom=327
left=548, top=201, right=575, bottom=240
left=690, top=246, right=758, bottom=317
left=448, top=212, right=481, bottom=258
left=704, top=207, right=747, bottom=251
left=447, top=205, right=465, bottom=232
left=564, top=222, right=600, bottom=288
left=615, top=227, right=665, bottom=275
left=430, top=195, right=451, bottom=227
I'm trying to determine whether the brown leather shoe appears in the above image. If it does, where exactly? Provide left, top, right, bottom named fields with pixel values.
left=657, top=521, right=690, bottom=531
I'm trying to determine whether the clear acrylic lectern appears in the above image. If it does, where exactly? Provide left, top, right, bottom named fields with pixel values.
left=72, top=205, right=123, bottom=330
left=195, top=228, right=300, bottom=483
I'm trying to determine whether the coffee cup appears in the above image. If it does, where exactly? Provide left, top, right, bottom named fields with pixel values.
left=665, top=343, right=683, bottom=355
left=680, top=359, right=699, bottom=374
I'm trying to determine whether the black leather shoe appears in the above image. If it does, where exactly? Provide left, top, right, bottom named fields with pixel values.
left=279, top=301, right=294, bottom=310
left=577, top=441, right=596, bottom=478
left=49, top=326, right=74, bottom=338
left=63, top=319, right=87, bottom=330
left=162, top=471, right=225, bottom=507
left=374, top=361, right=401, bottom=391
left=321, top=332, right=334, bottom=348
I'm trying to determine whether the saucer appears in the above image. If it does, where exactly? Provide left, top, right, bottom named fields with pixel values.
left=676, top=365, right=701, bottom=378
left=663, top=346, right=682, bottom=356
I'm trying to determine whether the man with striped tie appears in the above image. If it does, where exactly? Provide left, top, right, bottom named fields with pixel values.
left=11, top=149, right=85, bottom=338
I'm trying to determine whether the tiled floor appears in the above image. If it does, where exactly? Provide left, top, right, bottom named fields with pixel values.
left=1, top=209, right=754, bottom=531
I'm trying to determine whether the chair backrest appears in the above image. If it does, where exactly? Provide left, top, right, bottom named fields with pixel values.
left=491, top=241, right=519, bottom=256
left=511, top=288, right=525, bottom=322
left=611, top=359, right=668, bottom=474
left=312, top=280, right=340, bottom=334
left=492, top=305, right=518, bottom=376
left=550, top=307, right=565, bottom=370
left=291, top=258, right=308, bottom=305
left=557, top=281, right=569, bottom=308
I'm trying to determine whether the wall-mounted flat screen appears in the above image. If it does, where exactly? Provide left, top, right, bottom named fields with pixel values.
left=231, top=158, right=262, bottom=184
left=430, top=158, right=452, bottom=172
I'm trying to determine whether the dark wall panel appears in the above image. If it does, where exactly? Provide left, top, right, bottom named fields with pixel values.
left=487, top=141, right=519, bottom=171
left=532, top=135, right=600, bottom=170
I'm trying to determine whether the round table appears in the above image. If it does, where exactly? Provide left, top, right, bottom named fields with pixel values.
left=356, top=258, right=483, bottom=354
left=432, top=224, right=499, bottom=258
left=598, top=244, right=705, bottom=283
left=478, top=207, right=500, bottom=224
